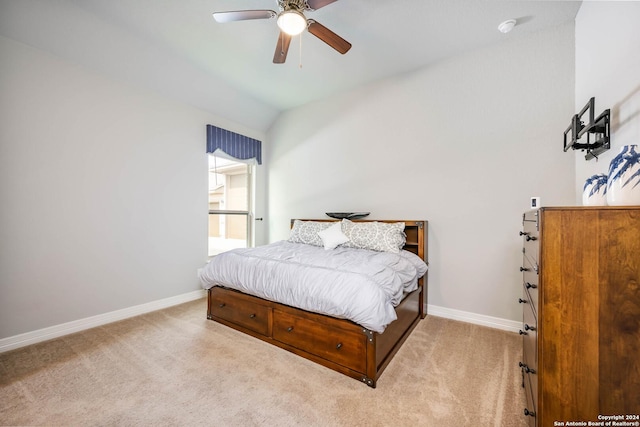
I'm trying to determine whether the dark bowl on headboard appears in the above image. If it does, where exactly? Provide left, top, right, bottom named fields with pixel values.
left=325, top=212, right=370, bottom=220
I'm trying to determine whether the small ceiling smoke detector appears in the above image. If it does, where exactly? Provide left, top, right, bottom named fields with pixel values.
left=498, top=19, right=517, bottom=34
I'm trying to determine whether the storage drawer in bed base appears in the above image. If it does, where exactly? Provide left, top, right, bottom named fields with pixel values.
left=207, top=286, right=424, bottom=388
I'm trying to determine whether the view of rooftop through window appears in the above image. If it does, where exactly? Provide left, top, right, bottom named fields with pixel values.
left=208, top=155, right=251, bottom=256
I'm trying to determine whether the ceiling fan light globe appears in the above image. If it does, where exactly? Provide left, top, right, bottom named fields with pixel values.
left=277, top=10, right=307, bottom=36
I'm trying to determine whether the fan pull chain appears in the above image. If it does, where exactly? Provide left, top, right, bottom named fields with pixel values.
left=299, top=34, right=303, bottom=69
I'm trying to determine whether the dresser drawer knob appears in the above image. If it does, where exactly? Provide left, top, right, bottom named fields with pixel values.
left=518, top=298, right=528, bottom=304
left=524, top=408, right=536, bottom=417
left=249, top=313, right=256, bottom=319
left=524, top=324, right=536, bottom=332
left=519, top=362, right=537, bottom=374
left=525, top=282, right=537, bottom=289
left=218, top=303, right=226, bottom=308
left=336, top=343, right=343, bottom=350
left=286, top=326, right=294, bottom=332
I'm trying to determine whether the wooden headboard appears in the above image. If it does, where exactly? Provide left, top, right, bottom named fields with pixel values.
left=290, top=219, right=428, bottom=264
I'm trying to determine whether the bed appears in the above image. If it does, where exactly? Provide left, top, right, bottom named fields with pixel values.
left=200, top=219, right=428, bottom=387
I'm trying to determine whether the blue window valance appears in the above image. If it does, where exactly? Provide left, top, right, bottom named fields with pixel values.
left=206, top=124, right=262, bottom=165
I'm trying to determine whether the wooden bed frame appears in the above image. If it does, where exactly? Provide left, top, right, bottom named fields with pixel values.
left=206, top=219, right=428, bottom=388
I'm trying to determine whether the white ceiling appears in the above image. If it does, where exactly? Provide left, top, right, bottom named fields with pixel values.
left=0, top=0, right=582, bottom=131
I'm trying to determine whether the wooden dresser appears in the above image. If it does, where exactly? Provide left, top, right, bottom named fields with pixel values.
left=519, top=207, right=640, bottom=426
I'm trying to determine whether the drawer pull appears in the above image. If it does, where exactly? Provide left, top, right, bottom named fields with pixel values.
left=218, top=303, right=225, bottom=308
left=518, top=298, right=528, bottom=304
left=524, top=408, right=536, bottom=417
left=525, top=282, right=538, bottom=289
left=525, top=235, right=537, bottom=241
left=249, top=313, right=256, bottom=319
left=519, top=362, right=537, bottom=374
left=519, top=330, right=528, bottom=335
left=520, top=267, right=529, bottom=272
left=524, top=324, right=536, bottom=332
left=286, top=326, right=294, bottom=332
left=336, top=343, right=343, bottom=350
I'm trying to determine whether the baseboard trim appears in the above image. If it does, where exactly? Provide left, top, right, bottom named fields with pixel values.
left=426, top=304, right=521, bottom=333
left=0, top=290, right=206, bottom=353
left=1, top=293, right=518, bottom=353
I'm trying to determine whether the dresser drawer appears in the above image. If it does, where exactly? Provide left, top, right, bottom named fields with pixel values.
left=522, top=235, right=538, bottom=264
left=209, top=287, right=271, bottom=337
left=273, top=310, right=366, bottom=372
left=522, top=250, right=538, bottom=274
left=521, top=306, right=538, bottom=427
left=521, top=303, right=537, bottom=372
left=523, top=370, right=537, bottom=427
left=523, top=275, right=539, bottom=316
left=522, top=211, right=539, bottom=267
left=519, top=282, right=537, bottom=322
left=523, top=243, right=539, bottom=273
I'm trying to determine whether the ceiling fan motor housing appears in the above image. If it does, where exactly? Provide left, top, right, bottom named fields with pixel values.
left=278, top=0, right=309, bottom=13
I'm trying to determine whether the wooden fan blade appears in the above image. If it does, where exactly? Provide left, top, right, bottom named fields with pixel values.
left=306, top=0, right=339, bottom=10
left=213, top=10, right=276, bottom=23
left=273, top=31, right=292, bottom=64
left=307, top=20, right=351, bottom=54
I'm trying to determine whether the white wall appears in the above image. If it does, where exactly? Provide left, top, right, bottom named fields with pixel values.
left=267, top=23, right=576, bottom=322
left=0, top=36, right=265, bottom=339
left=574, top=2, right=640, bottom=199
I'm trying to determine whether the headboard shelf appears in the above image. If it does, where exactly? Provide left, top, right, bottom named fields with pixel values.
left=292, top=219, right=427, bottom=262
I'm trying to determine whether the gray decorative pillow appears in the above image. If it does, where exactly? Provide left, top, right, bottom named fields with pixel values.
left=341, top=219, right=406, bottom=253
left=288, top=220, right=334, bottom=247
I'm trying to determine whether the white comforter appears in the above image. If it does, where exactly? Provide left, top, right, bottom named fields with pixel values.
left=198, top=241, right=428, bottom=333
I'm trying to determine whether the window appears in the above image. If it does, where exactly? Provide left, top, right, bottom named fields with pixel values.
left=208, top=155, right=253, bottom=256
left=205, top=124, right=261, bottom=256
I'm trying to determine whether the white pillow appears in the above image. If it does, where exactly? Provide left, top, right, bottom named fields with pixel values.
left=317, top=222, right=349, bottom=250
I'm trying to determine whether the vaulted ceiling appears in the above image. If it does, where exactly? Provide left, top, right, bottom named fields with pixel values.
left=0, top=0, right=581, bottom=131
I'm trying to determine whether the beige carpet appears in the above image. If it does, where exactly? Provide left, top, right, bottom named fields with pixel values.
left=0, top=298, right=528, bottom=426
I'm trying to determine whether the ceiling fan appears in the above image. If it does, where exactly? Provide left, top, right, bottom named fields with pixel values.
left=213, top=0, right=352, bottom=64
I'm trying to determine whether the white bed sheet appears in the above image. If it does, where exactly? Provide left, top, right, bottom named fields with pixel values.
left=199, top=241, right=428, bottom=333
